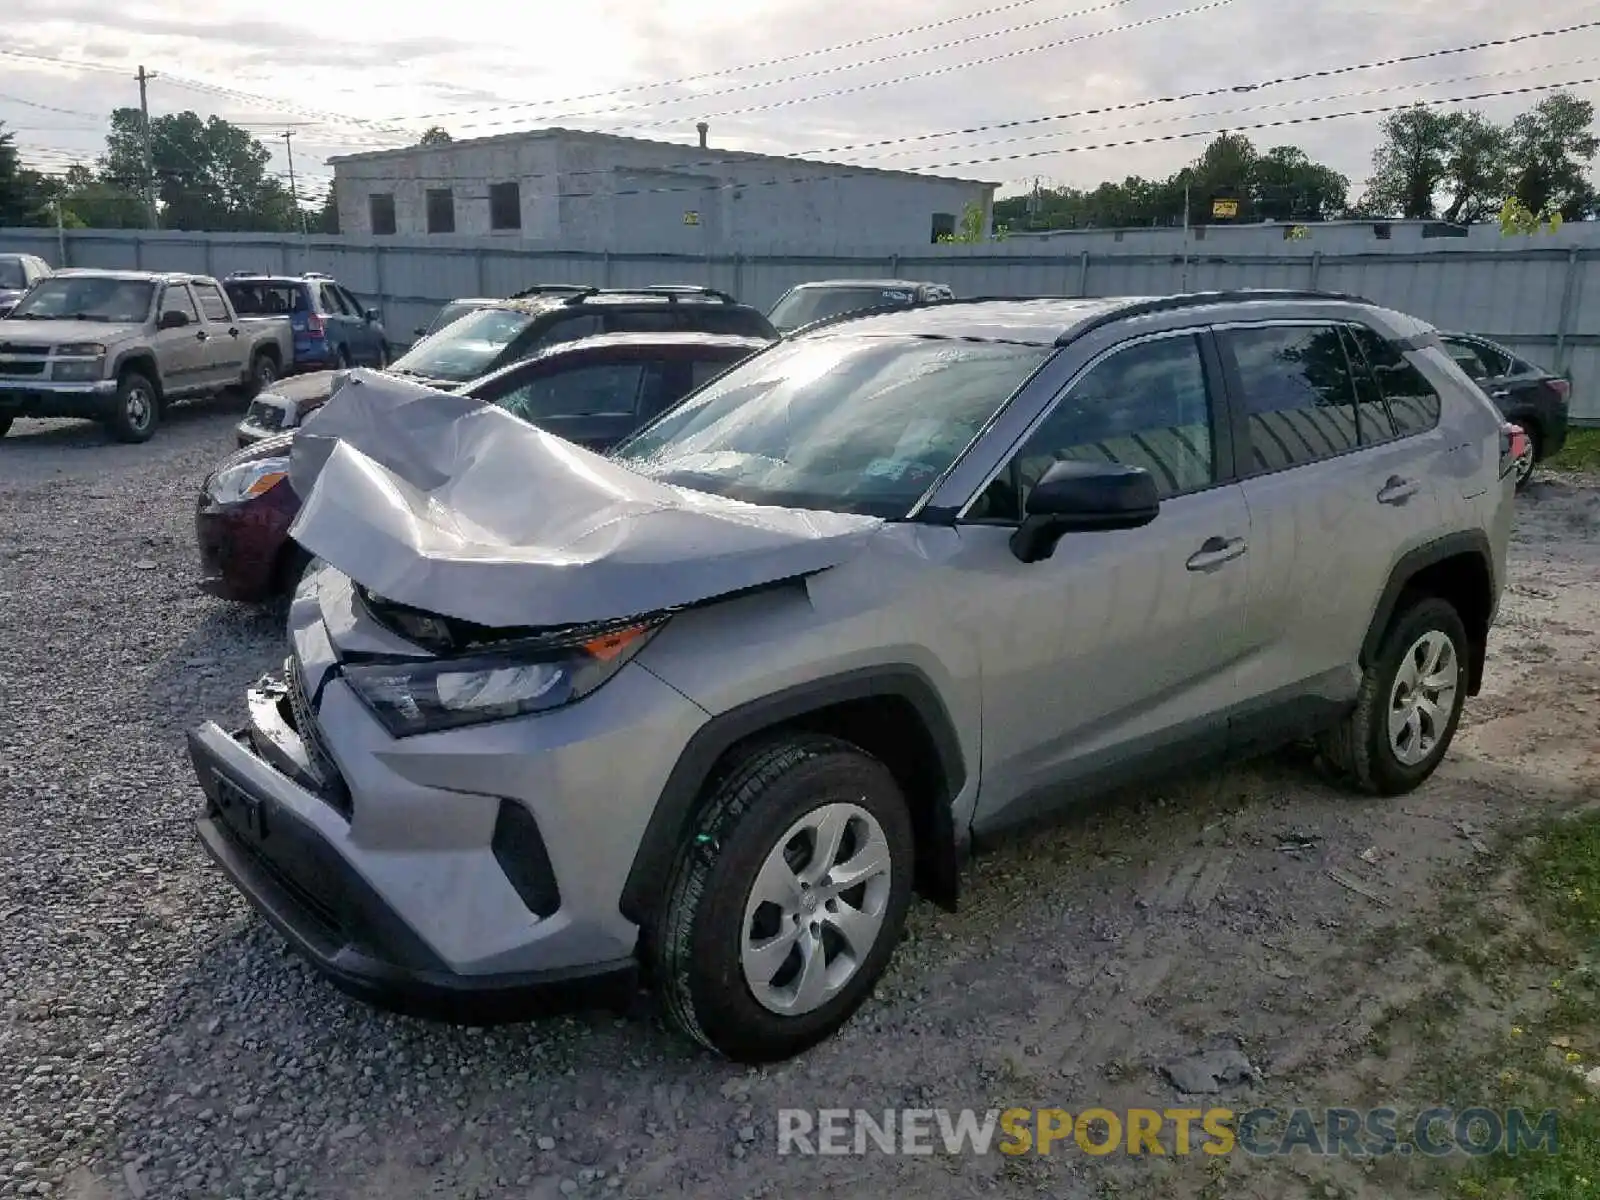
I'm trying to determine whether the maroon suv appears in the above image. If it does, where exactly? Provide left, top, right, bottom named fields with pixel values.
left=195, top=331, right=771, bottom=601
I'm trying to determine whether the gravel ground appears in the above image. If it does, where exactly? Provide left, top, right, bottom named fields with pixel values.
left=2, top=402, right=1599, bottom=1200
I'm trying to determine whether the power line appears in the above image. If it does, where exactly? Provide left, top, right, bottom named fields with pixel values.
left=20, top=57, right=1598, bottom=195
left=393, top=0, right=1129, bottom=123
left=417, top=0, right=1154, bottom=129
left=847, top=56, right=1600, bottom=162
left=448, top=0, right=1240, bottom=135
left=788, top=15, right=1600, bottom=159
left=33, top=76, right=1589, bottom=205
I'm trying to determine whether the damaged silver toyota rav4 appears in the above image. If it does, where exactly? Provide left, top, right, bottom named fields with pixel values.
left=187, top=290, right=1518, bottom=1062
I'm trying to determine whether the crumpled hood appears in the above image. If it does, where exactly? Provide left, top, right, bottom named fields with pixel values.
left=286, top=369, right=882, bottom=629
left=0, top=318, right=141, bottom=343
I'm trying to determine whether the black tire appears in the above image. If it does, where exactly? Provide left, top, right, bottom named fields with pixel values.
left=0, top=415, right=12, bottom=439
left=243, top=352, right=279, bottom=400
left=1318, top=596, right=1470, bottom=796
left=653, top=733, right=915, bottom=1063
left=107, top=371, right=160, bottom=443
left=1514, top=424, right=1541, bottom=490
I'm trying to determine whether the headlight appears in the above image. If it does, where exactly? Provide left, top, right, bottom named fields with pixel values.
left=56, top=342, right=106, bottom=356
left=342, top=618, right=665, bottom=737
left=207, top=456, right=290, bottom=504
left=52, top=359, right=105, bottom=381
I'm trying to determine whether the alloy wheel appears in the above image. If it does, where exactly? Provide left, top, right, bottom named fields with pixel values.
left=740, top=802, right=893, bottom=1016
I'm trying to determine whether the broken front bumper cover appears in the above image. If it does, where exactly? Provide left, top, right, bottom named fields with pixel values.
left=185, top=719, right=638, bottom=1021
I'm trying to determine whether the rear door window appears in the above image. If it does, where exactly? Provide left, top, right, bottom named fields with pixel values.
left=318, top=284, right=350, bottom=316
left=538, top=314, right=603, bottom=345
left=1343, top=324, right=1442, bottom=438
left=1220, top=323, right=1360, bottom=472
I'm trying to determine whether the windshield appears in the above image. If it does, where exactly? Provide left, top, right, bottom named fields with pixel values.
left=767, top=285, right=917, bottom=333
left=390, top=306, right=534, bottom=382
left=8, top=276, right=155, bottom=322
left=0, top=260, right=25, bottom=290
left=612, top=334, right=1053, bottom=518
left=427, top=301, right=484, bottom=336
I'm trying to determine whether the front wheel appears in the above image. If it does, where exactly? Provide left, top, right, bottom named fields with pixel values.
left=1318, top=596, right=1469, bottom=796
left=107, top=372, right=160, bottom=443
left=653, top=734, right=915, bottom=1063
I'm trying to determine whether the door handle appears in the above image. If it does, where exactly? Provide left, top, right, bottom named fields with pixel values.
left=1377, top=475, right=1419, bottom=505
left=1489, top=388, right=1509, bottom=399
left=1185, top=536, right=1247, bottom=571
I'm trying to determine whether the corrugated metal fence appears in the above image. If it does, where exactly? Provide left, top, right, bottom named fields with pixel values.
left=3, top=227, right=1596, bottom=422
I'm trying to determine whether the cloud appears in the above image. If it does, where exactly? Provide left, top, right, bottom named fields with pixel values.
left=3, top=0, right=1598, bottom=203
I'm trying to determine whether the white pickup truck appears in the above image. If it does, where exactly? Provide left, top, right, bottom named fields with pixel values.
left=0, top=268, right=293, bottom=442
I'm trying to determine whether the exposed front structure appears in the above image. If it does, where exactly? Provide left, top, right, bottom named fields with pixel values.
left=329, top=128, right=997, bottom=253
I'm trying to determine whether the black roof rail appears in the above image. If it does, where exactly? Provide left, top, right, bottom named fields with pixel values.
left=508, top=283, right=592, bottom=298
left=557, top=285, right=740, bottom=306
left=1054, top=288, right=1377, bottom=345
left=784, top=293, right=1053, bottom=338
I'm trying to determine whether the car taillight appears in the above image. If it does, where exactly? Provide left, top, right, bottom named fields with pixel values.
left=1548, top=377, right=1571, bottom=404
left=305, top=311, right=325, bottom=337
left=1500, top=422, right=1529, bottom=476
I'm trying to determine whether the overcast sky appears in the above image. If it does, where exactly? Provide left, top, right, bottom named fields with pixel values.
left=3, top=0, right=1598, bottom=202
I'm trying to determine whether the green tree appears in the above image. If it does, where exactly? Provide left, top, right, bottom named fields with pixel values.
left=936, top=200, right=1004, bottom=242
left=317, top=186, right=339, bottom=233
left=1252, top=145, right=1349, bottom=221
left=101, top=109, right=300, bottom=232
left=0, top=123, right=53, bottom=226
left=53, top=162, right=144, bottom=228
left=1506, top=92, right=1599, bottom=220
left=1439, top=112, right=1511, bottom=224
left=417, top=126, right=452, bottom=146
left=1360, top=104, right=1457, bottom=218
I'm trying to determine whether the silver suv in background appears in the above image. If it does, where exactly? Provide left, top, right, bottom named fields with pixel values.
left=766, top=278, right=955, bottom=333
left=186, top=290, right=1515, bottom=1063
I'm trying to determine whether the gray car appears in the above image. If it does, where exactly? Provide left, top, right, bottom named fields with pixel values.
left=186, top=289, right=1516, bottom=1063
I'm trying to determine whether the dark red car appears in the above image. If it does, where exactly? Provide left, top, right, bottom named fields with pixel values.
left=195, top=331, right=772, bottom=602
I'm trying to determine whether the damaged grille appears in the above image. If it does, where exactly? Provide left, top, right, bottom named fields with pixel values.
left=284, top=655, right=348, bottom=813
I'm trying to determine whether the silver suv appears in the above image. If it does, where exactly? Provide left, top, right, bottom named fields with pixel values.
left=186, top=290, right=1517, bottom=1063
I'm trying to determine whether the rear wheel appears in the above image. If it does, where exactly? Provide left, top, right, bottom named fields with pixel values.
left=244, top=352, right=279, bottom=400
left=107, top=372, right=159, bottom=443
left=1318, top=596, right=1469, bottom=796
left=653, top=734, right=914, bottom=1063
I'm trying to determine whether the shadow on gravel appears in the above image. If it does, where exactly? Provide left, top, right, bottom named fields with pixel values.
left=143, top=601, right=289, bottom=729
left=0, top=393, right=252, bottom=451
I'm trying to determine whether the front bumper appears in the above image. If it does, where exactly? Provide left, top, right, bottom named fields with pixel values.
left=195, top=487, right=299, bottom=602
left=187, top=713, right=639, bottom=1021
left=0, top=378, right=116, bottom=419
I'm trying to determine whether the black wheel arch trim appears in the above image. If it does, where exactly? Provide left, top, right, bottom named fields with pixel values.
left=111, top=350, right=162, bottom=393
left=1360, top=530, right=1496, bottom=693
left=620, top=665, right=968, bottom=931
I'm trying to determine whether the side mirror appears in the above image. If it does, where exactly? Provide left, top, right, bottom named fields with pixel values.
left=158, top=309, right=190, bottom=330
left=365, top=308, right=380, bottom=322
left=1009, top=459, right=1159, bottom=563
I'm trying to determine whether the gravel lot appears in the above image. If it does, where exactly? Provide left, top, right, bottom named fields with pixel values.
left=3, top=401, right=1599, bottom=1200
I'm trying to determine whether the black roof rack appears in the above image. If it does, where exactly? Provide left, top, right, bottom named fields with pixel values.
left=1055, top=288, right=1377, bottom=345
left=556, top=285, right=740, bottom=306
left=508, top=283, right=592, bottom=299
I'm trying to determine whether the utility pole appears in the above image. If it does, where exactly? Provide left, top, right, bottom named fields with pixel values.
left=136, top=65, right=158, bottom=229
left=52, top=198, right=67, bottom=267
left=281, top=131, right=308, bottom=235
